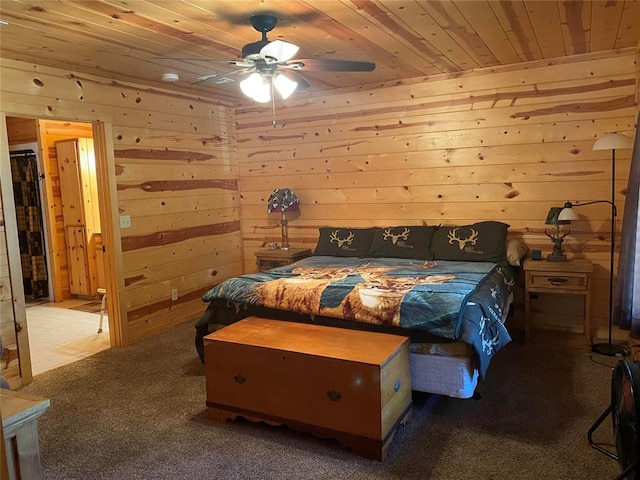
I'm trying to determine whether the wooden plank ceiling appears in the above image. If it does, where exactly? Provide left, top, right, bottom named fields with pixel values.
left=0, top=0, right=638, bottom=104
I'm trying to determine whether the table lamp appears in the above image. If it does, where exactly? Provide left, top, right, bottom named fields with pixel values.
left=267, top=188, right=300, bottom=250
left=544, top=206, right=571, bottom=262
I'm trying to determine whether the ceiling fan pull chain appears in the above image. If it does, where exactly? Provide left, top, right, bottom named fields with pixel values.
left=271, top=79, right=277, bottom=128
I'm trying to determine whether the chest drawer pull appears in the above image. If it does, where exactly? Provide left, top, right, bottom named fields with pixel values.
left=326, top=390, right=342, bottom=402
left=548, top=277, right=568, bottom=286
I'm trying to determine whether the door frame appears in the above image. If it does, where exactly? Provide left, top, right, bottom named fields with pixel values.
left=0, top=112, right=33, bottom=387
left=35, top=120, right=124, bottom=346
left=92, top=122, right=125, bottom=347
left=1, top=113, right=124, bottom=385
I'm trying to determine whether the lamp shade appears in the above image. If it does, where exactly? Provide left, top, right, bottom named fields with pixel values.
left=267, top=188, right=300, bottom=213
left=546, top=207, right=571, bottom=225
left=593, top=133, right=633, bottom=151
left=240, top=72, right=271, bottom=103
left=558, top=203, right=579, bottom=221
left=273, top=73, right=298, bottom=100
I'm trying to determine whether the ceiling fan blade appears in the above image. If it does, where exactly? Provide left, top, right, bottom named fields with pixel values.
left=155, top=56, right=233, bottom=62
left=193, top=74, right=231, bottom=85
left=193, top=68, right=253, bottom=85
left=228, top=59, right=256, bottom=68
left=284, top=58, right=375, bottom=72
left=260, top=40, right=300, bottom=63
left=279, top=69, right=310, bottom=89
left=156, top=56, right=255, bottom=69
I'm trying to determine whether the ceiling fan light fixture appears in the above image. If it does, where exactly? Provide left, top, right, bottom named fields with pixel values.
left=176, top=14, right=375, bottom=105
left=273, top=73, right=297, bottom=100
left=240, top=72, right=271, bottom=103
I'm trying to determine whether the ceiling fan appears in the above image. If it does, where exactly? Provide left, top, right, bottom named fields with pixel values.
left=161, top=14, right=375, bottom=105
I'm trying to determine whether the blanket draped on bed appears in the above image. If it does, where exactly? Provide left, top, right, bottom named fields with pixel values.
left=200, top=256, right=513, bottom=377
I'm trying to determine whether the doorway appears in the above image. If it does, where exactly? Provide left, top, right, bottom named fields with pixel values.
left=6, top=116, right=112, bottom=376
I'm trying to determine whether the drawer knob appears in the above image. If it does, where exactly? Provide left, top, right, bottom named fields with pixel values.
left=394, top=380, right=401, bottom=392
left=548, top=277, right=568, bottom=286
left=233, top=373, right=247, bottom=384
left=326, top=389, right=342, bottom=402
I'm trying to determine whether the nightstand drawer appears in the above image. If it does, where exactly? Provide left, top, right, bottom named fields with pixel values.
left=527, top=272, right=588, bottom=291
left=255, top=248, right=312, bottom=272
left=257, top=259, right=289, bottom=271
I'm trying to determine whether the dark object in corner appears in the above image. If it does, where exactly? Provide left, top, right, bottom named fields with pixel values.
left=531, top=249, right=542, bottom=261
left=588, top=360, right=639, bottom=479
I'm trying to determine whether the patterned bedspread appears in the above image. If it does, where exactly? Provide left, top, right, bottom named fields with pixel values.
left=200, top=256, right=513, bottom=377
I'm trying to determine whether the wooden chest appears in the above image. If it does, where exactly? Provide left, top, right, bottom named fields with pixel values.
left=204, top=317, right=412, bottom=460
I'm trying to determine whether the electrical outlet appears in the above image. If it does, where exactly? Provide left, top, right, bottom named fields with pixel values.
left=171, top=289, right=178, bottom=301
left=120, top=215, right=131, bottom=228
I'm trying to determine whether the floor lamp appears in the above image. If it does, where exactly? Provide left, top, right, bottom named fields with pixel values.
left=558, top=132, right=633, bottom=357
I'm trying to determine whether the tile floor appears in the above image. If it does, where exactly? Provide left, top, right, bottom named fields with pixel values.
left=26, top=298, right=111, bottom=376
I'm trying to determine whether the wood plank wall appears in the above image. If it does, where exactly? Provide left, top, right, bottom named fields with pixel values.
left=236, top=49, right=638, bottom=336
left=4, top=116, right=37, bottom=144
left=0, top=59, right=240, bottom=346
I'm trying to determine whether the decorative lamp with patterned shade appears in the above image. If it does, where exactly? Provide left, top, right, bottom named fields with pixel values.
left=267, top=188, right=300, bottom=250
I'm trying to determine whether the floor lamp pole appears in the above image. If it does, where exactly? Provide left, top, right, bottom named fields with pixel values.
left=591, top=148, right=627, bottom=357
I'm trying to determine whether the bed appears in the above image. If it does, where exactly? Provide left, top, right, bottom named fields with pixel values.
left=195, top=222, right=524, bottom=399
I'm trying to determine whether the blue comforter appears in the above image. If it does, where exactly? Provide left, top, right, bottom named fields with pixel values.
left=201, top=256, right=513, bottom=377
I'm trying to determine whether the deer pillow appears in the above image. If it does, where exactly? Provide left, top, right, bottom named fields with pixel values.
left=367, top=226, right=437, bottom=260
left=430, top=221, right=510, bottom=263
left=313, top=227, right=377, bottom=257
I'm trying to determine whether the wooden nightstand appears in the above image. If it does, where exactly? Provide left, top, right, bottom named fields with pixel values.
left=523, top=258, right=593, bottom=343
left=255, top=248, right=312, bottom=272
